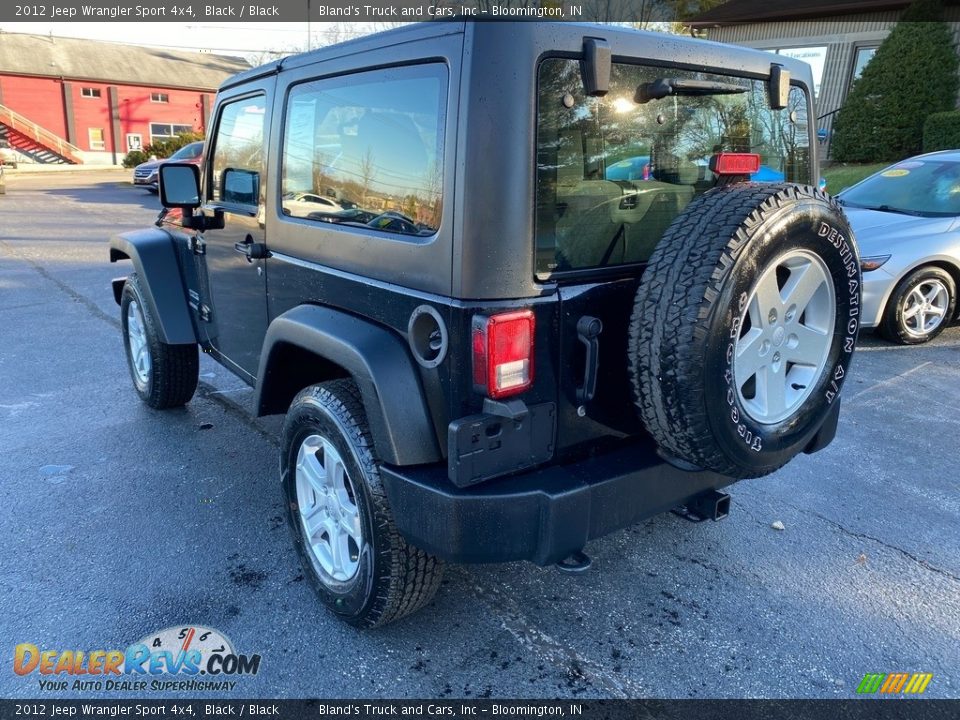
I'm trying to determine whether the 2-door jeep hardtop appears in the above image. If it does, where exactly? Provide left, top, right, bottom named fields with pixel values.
left=110, top=22, right=860, bottom=627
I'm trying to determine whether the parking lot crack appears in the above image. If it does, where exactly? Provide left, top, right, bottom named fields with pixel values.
left=799, top=508, right=960, bottom=584
left=0, top=238, right=120, bottom=331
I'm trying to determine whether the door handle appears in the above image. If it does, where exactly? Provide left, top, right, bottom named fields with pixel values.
left=234, top=235, right=270, bottom=261
left=576, top=316, right=603, bottom=404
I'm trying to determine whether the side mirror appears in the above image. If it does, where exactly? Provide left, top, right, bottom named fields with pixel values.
left=159, top=163, right=201, bottom=209
left=222, top=167, right=260, bottom=206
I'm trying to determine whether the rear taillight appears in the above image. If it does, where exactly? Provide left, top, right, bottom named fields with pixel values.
left=472, top=310, right=535, bottom=399
left=711, top=152, right=761, bottom=175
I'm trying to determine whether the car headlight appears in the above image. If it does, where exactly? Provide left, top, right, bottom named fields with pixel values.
left=861, top=255, right=891, bottom=272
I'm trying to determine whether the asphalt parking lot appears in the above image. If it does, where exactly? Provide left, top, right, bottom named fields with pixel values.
left=1, top=170, right=958, bottom=700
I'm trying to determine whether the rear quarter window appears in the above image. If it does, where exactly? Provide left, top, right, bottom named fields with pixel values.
left=281, top=63, right=446, bottom=238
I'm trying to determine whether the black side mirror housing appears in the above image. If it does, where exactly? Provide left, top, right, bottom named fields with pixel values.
left=159, top=163, right=202, bottom=209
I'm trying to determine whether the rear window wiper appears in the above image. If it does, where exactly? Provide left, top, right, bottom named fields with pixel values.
left=635, top=78, right=748, bottom=104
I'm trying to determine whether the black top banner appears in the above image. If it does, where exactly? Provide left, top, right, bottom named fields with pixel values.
left=1, top=700, right=959, bottom=720
left=0, top=1, right=689, bottom=24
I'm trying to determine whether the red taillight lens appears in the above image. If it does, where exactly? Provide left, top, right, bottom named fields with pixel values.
left=472, top=310, right=535, bottom=399
left=711, top=152, right=761, bottom=175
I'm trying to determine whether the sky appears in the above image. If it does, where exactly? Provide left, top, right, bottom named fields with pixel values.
left=0, top=22, right=386, bottom=61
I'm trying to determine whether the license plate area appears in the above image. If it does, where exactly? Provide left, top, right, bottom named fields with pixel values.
left=447, top=403, right=556, bottom=488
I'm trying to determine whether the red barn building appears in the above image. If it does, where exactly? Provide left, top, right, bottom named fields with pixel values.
left=0, top=32, right=249, bottom=165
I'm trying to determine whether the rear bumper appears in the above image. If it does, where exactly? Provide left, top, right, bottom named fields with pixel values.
left=381, top=438, right=733, bottom=566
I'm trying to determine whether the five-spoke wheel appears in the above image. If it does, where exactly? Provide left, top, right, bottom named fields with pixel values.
left=734, top=250, right=835, bottom=424
left=282, top=380, right=443, bottom=627
left=120, top=273, right=198, bottom=408
left=126, top=299, right=152, bottom=387
left=900, top=278, right=949, bottom=338
left=295, top=434, right=364, bottom=583
left=880, top=266, right=957, bottom=345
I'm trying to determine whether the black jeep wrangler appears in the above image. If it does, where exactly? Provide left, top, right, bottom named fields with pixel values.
left=109, top=22, right=860, bottom=627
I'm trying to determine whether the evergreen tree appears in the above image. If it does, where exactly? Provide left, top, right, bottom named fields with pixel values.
left=831, top=0, right=959, bottom=162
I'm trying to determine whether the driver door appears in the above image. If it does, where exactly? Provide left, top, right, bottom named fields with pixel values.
left=195, top=88, right=273, bottom=382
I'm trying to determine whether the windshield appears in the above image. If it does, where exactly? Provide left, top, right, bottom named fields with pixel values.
left=536, top=58, right=812, bottom=276
left=841, top=159, right=960, bottom=217
left=171, top=143, right=202, bottom=160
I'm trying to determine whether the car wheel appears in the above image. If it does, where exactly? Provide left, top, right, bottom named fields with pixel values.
left=630, top=184, right=861, bottom=479
left=879, top=266, right=956, bottom=345
left=281, top=380, right=443, bottom=628
left=120, top=273, right=199, bottom=408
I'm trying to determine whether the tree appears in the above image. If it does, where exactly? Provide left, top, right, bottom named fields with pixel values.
left=662, top=0, right=725, bottom=32
left=359, top=148, right=375, bottom=206
left=831, top=0, right=959, bottom=163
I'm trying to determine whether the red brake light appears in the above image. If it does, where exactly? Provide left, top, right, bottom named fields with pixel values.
left=472, top=310, right=535, bottom=399
left=712, top=152, right=761, bottom=176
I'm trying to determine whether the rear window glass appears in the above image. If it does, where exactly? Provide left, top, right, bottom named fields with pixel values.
left=536, top=58, right=811, bottom=276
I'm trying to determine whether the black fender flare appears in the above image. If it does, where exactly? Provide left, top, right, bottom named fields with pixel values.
left=255, top=305, right=441, bottom=467
left=109, top=228, right=197, bottom=345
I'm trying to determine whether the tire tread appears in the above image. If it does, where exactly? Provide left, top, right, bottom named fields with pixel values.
left=291, top=380, right=443, bottom=628
left=123, top=273, right=198, bottom=409
left=629, top=183, right=841, bottom=478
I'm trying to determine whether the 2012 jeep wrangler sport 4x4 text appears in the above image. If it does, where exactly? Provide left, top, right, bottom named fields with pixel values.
left=109, top=22, right=860, bottom=627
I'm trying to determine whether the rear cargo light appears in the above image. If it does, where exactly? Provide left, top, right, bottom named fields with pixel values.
left=711, top=152, right=761, bottom=176
left=472, top=310, right=535, bottom=399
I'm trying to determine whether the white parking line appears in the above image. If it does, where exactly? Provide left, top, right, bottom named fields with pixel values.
left=846, top=361, right=933, bottom=403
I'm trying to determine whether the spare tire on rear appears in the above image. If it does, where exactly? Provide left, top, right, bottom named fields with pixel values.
left=629, top=184, right=860, bottom=479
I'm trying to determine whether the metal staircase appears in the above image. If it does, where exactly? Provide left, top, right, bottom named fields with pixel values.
left=0, top=104, right=83, bottom=164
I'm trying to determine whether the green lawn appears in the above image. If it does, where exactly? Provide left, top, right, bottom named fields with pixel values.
left=822, top=163, right=888, bottom=193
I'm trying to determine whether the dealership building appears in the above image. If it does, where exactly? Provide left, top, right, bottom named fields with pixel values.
left=689, top=0, right=960, bottom=157
left=0, top=32, right=249, bottom=165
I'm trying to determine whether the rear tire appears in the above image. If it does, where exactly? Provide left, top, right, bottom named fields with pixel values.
left=120, top=273, right=198, bottom=409
left=879, top=266, right=956, bottom=345
left=630, top=184, right=860, bottom=479
left=281, top=380, right=443, bottom=628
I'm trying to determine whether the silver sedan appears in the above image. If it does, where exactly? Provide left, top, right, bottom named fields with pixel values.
left=838, top=150, right=960, bottom=344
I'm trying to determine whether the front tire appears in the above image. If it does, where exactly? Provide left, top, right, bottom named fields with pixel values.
left=879, top=266, right=956, bottom=344
left=120, top=273, right=198, bottom=409
left=281, top=380, right=443, bottom=628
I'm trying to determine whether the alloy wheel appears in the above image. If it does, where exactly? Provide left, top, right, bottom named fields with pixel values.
left=734, top=250, right=836, bottom=424
left=901, top=279, right=949, bottom=338
left=126, top=300, right=152, bottom=386
left=295, top=434, right=364, bottom=582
